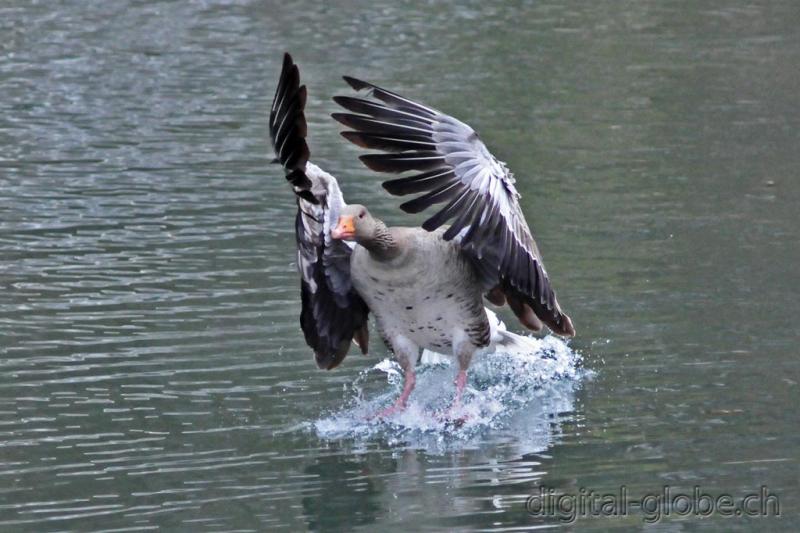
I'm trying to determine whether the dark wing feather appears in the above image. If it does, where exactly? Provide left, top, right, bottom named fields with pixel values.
left=269, top=53, right=369, bottom=369
left=334, top=77, right=574, bottom=336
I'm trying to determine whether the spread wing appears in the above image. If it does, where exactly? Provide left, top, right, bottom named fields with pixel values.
left=333, top=77, right=574, bottom=336
left=270, top=53, right=369, bottom=369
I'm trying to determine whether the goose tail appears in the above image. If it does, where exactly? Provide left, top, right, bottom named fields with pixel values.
left=485, top=308, right=542, bottom=356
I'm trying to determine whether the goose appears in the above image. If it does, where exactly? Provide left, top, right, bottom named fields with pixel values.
left=269, top=53, right=575, bottom=417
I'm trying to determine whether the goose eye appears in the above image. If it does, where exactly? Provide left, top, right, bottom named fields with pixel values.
left=358, top=212, right=365, bottom=219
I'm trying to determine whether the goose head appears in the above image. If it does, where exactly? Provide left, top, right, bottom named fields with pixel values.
left=331, top=204, right=379, bottom=243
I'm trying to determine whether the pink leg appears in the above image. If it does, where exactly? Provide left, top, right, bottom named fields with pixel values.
left=452, top=369, right=468, bottom=410
left=440, top=330, right=477, bottom=423
left=373, top=365, right=416, bottom=419
left=437, top=369, right=470, bottom=423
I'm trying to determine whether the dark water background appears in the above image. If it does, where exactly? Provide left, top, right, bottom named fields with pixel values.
left=1, top=1, right=798, bottom=530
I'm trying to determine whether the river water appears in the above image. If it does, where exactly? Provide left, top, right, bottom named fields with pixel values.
left=1, top=1, right=798, bottom=530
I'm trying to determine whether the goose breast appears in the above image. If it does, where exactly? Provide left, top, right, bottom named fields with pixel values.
left=350, top=228, right=490, bottom=353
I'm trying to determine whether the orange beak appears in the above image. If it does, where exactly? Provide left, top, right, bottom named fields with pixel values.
left=331, top=215, right=355, bottom=240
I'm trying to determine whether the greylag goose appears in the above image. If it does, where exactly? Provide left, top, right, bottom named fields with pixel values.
left=269, top=54, right=575, bottom=417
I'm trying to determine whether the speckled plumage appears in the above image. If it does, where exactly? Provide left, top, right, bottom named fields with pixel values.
left=350, top=227, right=490, bottom=356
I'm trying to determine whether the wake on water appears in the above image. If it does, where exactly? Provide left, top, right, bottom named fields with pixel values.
left=314, top=331, right=589, bottom=454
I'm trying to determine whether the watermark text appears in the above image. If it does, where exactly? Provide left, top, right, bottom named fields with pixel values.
left=525, top=485, right=780, bottom=523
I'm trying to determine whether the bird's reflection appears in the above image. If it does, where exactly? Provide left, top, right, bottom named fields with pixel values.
left=301, top=366, right=584, bottom=529
left=300, top=452, right=392, bottom=531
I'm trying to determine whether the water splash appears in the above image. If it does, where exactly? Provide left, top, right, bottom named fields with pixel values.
left=314, top=335, right=588, bottom=453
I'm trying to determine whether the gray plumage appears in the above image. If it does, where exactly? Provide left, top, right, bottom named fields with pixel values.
left=333, top=76, right=575, bottom=338
left=350, top=226, right=491, bottom=355
left=269, top=53, right=575, bottom=416
left=269, top=54, right=368, bottom=370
